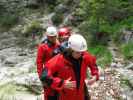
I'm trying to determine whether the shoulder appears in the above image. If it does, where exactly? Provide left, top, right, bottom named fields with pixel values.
left=38, top=43, right=47, bottom=48
left=83, top=51, right=96, bottom=63
left=37, top=43, right=49, bottom=52
left=83, top=51, right=95, bottom=58
left=45, top=54, right=64, bottom=66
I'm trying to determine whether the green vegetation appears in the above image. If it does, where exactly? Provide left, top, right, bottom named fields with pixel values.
left=0, top=83, right=16, bottom=95
left=0, top=0, right=132, bottom=63
left=78, top=0, right=133, bottom=45
left=77, top=0, right=133, bottom=63
left=0, top=13, right=19, bottom=30
left=0, top=83, right=17, bottom=100
left=121, top=78, right=130, bottom=86
left=88, top=45, right=112, bottom=68
left=15, top=20, right=43, bottom=50
left=0, top=82, right=41, bottom=99
left=0, top=2, right=20, bottom=31
left=23, top=20, right=42, bottom=36
left=112, top=16, right=133, bottom=43
left=120, top=77, right=133, bottom=89
left=120, top=42, right=133, bottom=60
left=51, top=12, right=64, bottom=26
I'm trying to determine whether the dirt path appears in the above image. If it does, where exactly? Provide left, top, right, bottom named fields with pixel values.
left=88, top=41, right=133, bottom=100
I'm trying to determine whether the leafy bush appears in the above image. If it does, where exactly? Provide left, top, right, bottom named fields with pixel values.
left=120, top=42, right=133, bottom=60
left=79, top=16, right=133, bottom=45
left=0, top=13, right=19, bottom=30
left=51, top=12, right=64, bottom=26
left=78, top=21, right=110, bottom=46
left=77, top=0, right=133, bottom=45
left=88, top=45, right=112, bottom=68
left=23, top=20, right=42, bottom=37
left=0, top=3, right=6, bottom=13
left=120, top=77, right=132, bottom=88
left=112, top=16, right=133, bottom=43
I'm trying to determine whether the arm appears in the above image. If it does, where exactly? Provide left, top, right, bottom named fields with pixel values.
left=40, top=57, right=76, bottom=91
left=88, top=56, right=99, bottom=80
left=86, top=55, right=99, bottom=85
left=36, top=44, right=45, bottom=77
left=40, top=67, right=64, bottom=91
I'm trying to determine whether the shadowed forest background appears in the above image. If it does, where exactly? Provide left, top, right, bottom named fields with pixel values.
left=0, top=0, right=132, bottom=100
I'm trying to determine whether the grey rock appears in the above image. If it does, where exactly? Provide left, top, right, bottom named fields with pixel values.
left=126, top=63, right=133, bottom=70
left=55, top=4, right=68, bottom=13
left=4, top=56, right=25, bottom=66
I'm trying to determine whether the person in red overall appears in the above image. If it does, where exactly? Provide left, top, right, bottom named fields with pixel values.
left=58, top=27, right=71, bottom=43
left=40, top=34, right=99, bottom=100
left=36, top=26, right=60, bottom=100
left=52, top=27, right=72, bottom=56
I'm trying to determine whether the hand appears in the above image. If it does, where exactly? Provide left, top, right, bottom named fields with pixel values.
left=64, top=77, right=76, bottom=90
left=85, top=76, right=96, bottom=86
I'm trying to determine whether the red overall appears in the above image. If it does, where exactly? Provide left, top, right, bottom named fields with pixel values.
left=42, top=51, right=99, bottom=100
left=36, top=40, right=60, bottom=99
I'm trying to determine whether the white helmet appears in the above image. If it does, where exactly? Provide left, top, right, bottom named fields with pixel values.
left=46, top=26, right=57, bottom=36
left=68, top=34, right=87, bottom=52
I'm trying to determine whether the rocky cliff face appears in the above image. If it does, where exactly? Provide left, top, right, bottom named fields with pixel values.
left=0, top=45, right=43, bottom=99
left=0, top=1, right=44, bottom=99
left=0, top=0, right=39, bottom=8
left=0, top=0, right=132, bottom=100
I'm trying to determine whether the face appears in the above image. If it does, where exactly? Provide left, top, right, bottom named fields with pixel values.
left=58, top=36, right=69, bottom=43
left=47, top=36, right=57, bottom=44
left=72, top=51, right=82, bottom=59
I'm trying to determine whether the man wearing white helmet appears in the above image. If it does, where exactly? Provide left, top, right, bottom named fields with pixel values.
left=41, top=26, right=58, bottom=43
left=36, top=26, right=60, bottom=100
left=40, top=34, right=99, bottom=100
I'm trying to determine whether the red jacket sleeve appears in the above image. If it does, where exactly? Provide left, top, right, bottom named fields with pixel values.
left=36, top=44, right=45, bottom=77
left=86, top=53, right=99, bottom=80
left=41, top=55, right=64, bottom=91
